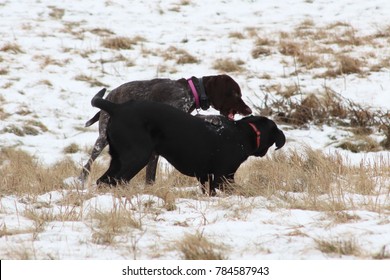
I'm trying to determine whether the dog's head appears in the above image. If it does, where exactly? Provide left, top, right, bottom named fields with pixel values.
left=204, top=74, right=252, bottom=119
left=242, top=116, right=286, bottom=157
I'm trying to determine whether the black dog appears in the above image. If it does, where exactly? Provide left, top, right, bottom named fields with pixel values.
left=81, top=75, right=252, bottom=184
left=91, top=89, right=286, bottom=195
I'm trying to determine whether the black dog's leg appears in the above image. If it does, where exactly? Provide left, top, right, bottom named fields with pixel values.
left=145, top=153, right=159, bottom=185
left=97, top=148, right=121, bottom=186
left=197, top=175, right=216, bottom=196
left=113, top=149, right=154, bottom=183
left=213, top=174, right=235, bottom=195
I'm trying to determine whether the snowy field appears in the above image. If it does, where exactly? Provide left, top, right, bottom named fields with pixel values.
left=1, top=0, right=390, bottom=262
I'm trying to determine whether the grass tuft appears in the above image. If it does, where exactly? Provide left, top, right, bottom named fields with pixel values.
left=315, top=238, right=361, bottom=256
left=212, top=58, right=245, bottom=73
left=102, top=36, right=146, bottom=50
left=177, top=232, right=227, bottom=260
left=0, top=148, right=79, bottom=195
left=0, top=42, right=23, bottom=54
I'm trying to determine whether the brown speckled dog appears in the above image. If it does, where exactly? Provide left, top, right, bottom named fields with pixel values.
left=81, top=74, right=252, bottom=183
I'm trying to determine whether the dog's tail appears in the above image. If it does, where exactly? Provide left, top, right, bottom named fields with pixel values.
left=275, top=129, right=286, bottom=150
left=85, top=111, right=100, bottom=127
left=91, top=88, right=117, bottom=116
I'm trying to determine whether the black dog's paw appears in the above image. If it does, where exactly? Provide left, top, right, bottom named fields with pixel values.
left=96, top=177, right=117, bottom=187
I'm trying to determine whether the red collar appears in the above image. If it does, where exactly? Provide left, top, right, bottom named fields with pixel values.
left=248, top=122, right=261, bottom=149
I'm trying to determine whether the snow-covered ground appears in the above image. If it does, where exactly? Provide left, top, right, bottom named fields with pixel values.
left=0, top=0, right=390, bottom=260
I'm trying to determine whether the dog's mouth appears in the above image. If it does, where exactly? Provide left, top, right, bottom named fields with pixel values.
left=224, top=106, right=252, bottom=120
left=227, top=110, right=236, bottom=120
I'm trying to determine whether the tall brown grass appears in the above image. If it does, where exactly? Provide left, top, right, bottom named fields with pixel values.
left=0, top=148, right=79, bottom=195
left=234, top=147, right=390, bottom=212
left=1, top=146, right=389, bottom=215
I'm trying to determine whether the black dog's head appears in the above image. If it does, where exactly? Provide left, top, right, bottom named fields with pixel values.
left=241, top=116, right=286, bottom=157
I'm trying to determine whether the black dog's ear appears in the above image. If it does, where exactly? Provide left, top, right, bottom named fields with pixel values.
left=275, top=129, right=286, bottom=150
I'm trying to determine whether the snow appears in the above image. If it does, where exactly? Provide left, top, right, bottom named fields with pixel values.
left=0, top=0, right=390, bottom=261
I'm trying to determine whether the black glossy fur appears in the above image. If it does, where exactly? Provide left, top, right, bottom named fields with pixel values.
left=91, top=89, right=285, bottom=195
left=81, top=75, right=252, bottom=184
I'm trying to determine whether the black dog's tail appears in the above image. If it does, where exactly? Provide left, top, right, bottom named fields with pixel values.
left=275, top=129, right=286, bottom=150
left=91, top=88, right=117, bottom=116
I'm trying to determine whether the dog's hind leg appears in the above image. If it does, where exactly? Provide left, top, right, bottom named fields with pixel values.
left=80, top=111, right=110, bottom=183
left=113, top=149, right=154, bottom=184
left=96, top=147, right=121, bottom=186
left=145, top=153, right=159, bottom=185
left=80, top=134, right=108, bottom=182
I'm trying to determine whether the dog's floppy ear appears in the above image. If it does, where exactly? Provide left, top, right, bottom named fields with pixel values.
left=275, top=129, right=286, bottom=150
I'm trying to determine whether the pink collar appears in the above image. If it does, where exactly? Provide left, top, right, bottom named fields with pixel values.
left=187, top=78, right=200, bottom=109
left=248, top=122, right=261, bottom=149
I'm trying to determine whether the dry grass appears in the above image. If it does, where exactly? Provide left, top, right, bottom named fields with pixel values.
left=315, top=237, right=361, bottom=256
left=48, top=6, right=65, bottom=20
left=229, top=31, right=246, bottom=39
left=233, top=146, right=390, bottom=211
left=74, top=74, right=108, bottom=87
left=63, top=143, right=81, bottom=154
left=279, top=40, right=303, bottom=56
left=252, top=46, right=272, bottom=58
left=177, top=232, right=227, bottom=260
left=2, top=120, right=48, bottom=136
left=2, top=144, right=389, bottom=214
left=102, top=35, right=146, bottom=50
left=257, top=81, right=390, bottom=152
left=32, top=55, right=68, bottom=69
left=90, top=207, right=141, bottom=245
left=0, top=42, right=23, bottom=54
left=88, top=27, right=115, bottom=37
left=0, top=147, right=79, bottom=196
left=0, top=68, right=9, bottom=75
left=261, top=20, right=390, bottom=78
left=258, top=90, right=347, bottom=126
left=212, top=58, right=246, bottom=73
left=319, top=55, right=363, bottom=78
left=372, top=246, right=390, bottom=259
left=161, top=46, right=198, bottom=64
left=337, top=136, right=381, bottom=154
left=0, top=144, right=389, bottom=259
